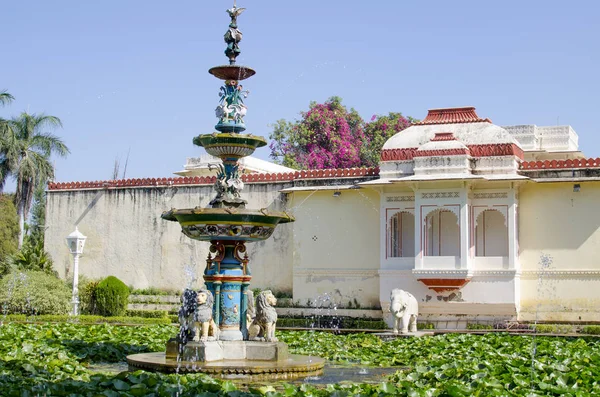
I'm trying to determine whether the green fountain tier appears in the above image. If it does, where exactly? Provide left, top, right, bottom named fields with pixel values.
left=209, top=65, right=256, bottom=81
left=161, top=208, right=294, bottom=242
left=193, top=133, right=266, bottom=158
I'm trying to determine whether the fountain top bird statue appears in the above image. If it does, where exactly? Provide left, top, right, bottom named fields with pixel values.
left=224, top=2, right=246, bottom=64
left=226, top=3, right=246, bottom=27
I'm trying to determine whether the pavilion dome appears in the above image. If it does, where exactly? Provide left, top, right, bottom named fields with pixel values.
left=383, top=107, right=519, bottom=151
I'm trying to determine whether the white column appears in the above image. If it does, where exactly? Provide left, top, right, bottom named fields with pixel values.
left=459, top=191, right=470, bottom=270
left=71, top=254, right=80, bottom=316
left=507, top=188, right=519, bottom=270
left=380, top=195, right=388, bottom=270
left=414, top=191, right=424, bottom=269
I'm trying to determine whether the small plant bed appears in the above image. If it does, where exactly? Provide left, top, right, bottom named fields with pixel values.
left=130, top=287, right=182, bottom=296
left=0, top=323, right=599, bottom=395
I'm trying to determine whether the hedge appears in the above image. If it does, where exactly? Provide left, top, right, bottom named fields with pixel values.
left=0, top=314, right=171, bottom=325
left=125, top=309, right=168, bottom=318
left=95, top=276, right=130, bottom=317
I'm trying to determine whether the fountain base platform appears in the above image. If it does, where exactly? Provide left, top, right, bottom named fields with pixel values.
left=127, top=340, right=325, bottom=379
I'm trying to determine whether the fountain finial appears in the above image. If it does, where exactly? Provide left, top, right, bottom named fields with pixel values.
left=225, top=2, right=245, bottom=65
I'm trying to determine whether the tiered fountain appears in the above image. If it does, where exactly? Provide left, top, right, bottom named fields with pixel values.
left=127, top=2, right=325, bottom=379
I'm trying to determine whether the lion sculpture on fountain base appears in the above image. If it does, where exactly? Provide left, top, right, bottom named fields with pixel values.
left=192, top=288, right=219, bottom=342
left=247, top=290, right=278, bottom=342
left=390, top=288, right=418, bottom=334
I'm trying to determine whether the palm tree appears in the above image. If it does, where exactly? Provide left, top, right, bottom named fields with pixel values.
left=0, top=91, right=15, bottom=150
left=0, top=90, right=14, bottom=107
left=0, top=112, right=69, bottom=247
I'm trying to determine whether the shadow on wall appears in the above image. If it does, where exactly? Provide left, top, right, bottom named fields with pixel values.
left=519, top=183, right=600, bottom=250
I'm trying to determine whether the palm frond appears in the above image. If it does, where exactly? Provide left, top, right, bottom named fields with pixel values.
left=35, top=114, right=63, bottom=130
left=0, top=91, right=15, bottom=107
left=30, top=132, right=70, bottom=157
left=0, top=159, right=12, bottom=193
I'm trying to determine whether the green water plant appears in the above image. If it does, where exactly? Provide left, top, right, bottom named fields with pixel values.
left=0, top=324, right=599, bottom=395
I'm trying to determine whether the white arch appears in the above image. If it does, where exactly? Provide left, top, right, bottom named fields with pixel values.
left=422, top=206, right=460, bottom=225
left=388, top=211, right=416, bottom=258
left=474, top=207, right=507, bottom=227
left=474, top=208, right=508, bottom=257
left=387, top=208, right=415, bottom=223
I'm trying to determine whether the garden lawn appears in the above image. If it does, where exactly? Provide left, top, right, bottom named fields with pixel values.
left=0, top=323, right=598, bottom=396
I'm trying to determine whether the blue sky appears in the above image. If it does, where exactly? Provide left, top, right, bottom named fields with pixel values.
left=2, top=0, right=599, bottom=187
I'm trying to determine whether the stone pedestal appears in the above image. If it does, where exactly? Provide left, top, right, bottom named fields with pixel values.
left=166, top=339, right=289, bottom=362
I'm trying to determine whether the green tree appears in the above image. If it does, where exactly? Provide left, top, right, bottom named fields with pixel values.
left=361, top=112, right=416, bottom=167
left=1, top=189, right=55, bottom=275
left=2, top=236, right=54, bottom=275
left=0, top=194, right=19, bottom=273
left=0, top=113, right=69, bottom=247
left=28, top=185, right=47, bottom=244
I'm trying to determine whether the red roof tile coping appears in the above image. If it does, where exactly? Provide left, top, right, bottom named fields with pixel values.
left=520, top=158, right=600, bottom=170
left=469, top=143, right=524, bottom=159
left=380, top=148, right=418, bottom=161
left=413, top=107, right=492, bottom=125
left=381, top=143, right=524, bottom=161
left=431, top=132, right=456, bottom=141
left=47, top=167, right=380, bottom=191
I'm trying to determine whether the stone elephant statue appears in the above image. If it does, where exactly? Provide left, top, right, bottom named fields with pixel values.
left=390, top=289, right=418, bottom=334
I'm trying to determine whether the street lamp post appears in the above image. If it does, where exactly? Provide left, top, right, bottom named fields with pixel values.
left=66, top=227, right=87, bottom=316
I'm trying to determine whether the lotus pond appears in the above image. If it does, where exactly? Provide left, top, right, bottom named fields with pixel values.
left=1, top=322, right=599, bottom=396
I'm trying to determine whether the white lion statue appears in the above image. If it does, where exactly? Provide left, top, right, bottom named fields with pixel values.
left=247, top=290, right=278, bottom=342
left=192, top=288, right=219, bottom=342
left=390, top=288, right=418, bottom=334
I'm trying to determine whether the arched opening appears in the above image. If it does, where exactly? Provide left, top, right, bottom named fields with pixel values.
left=425, top=209, right=459, bottom=257
left=475, top=209, right=508, bottom=257
left=388, top=211, right=415, bottom=258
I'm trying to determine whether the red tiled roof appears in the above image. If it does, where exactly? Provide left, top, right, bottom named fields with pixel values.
left=47, top=167, right=380, bottom=191
left=413, top=107, right=492, bottom=125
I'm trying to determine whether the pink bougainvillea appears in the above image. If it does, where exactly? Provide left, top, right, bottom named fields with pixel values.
left=269, top=97, right=414, bottom=169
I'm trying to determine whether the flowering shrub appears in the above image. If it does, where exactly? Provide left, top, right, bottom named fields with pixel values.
left=269, top=97, right=414, bottom=169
